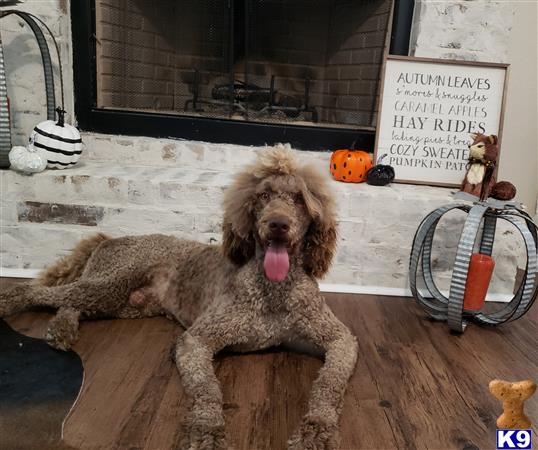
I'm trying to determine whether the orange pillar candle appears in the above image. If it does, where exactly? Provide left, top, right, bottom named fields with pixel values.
left=463, top=253, right=495, bottom=311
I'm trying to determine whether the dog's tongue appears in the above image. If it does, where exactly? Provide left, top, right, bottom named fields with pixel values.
left=264, top=244, right=290, bottom=282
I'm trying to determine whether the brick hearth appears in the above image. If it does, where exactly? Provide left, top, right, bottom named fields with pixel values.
left=0, top=134, right=522, bottom=295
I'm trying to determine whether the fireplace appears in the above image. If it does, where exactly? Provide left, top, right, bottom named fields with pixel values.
left=72, top=0, right=414, bottom=149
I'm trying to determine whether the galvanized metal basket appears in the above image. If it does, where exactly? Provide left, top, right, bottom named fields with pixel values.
left=410, top=193, right=538, bottom=333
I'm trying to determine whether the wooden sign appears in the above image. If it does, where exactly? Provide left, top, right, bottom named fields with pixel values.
left=375, top=55, right=509, bottom=187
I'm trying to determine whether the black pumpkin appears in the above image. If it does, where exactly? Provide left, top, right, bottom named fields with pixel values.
left=366, top=154, right=395, bottom=186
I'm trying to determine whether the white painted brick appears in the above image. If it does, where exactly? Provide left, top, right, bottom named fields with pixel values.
left=411, top=1, right=515, bottom=63
left=80, top=133, right=331, bottom=171
left=0, top=200, right=18, bottom=225
left=323, top=266, right=362, bottom=285
left=363, top=222, right=416, bottom=246
left=193, top=214, right=223, bottom=234
left=128, top=179, right=159, bottom=205
left=1, top=145, right=526, bottom=294
left=2, top=169, right=129, bottom=205
left=0, top=224, right=86, bottom=269
left=1, top=160, right=524, bottom=292
left=159, top=183, right=225, bottom=213
left=100, top=206, right=195, bottom=235
left=338, top=220, right=366, bottom=242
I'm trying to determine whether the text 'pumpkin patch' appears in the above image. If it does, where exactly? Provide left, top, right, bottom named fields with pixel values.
left=330, top=150, right=373, bottom=183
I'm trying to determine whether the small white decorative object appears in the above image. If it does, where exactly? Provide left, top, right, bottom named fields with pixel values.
left=30, top=107, right=82, bottom=169
left=9, top=144, right=47, bottom=174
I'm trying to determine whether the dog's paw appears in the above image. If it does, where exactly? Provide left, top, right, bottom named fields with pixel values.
left=45, top=328, right=77, bottom=351
left=180, top=422, right=227, bottom=450
left=45, top=308, right=80, bottom=351
left=287, top=417, right=340, bottom=450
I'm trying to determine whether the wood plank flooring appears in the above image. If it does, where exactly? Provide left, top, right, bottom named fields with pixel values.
left=2, top=279, right=537, bottom=450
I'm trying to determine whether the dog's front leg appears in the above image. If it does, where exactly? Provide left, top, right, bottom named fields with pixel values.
left=288, top=303, right=358, bottom=450
left=176, top=330, right=227, bottom=450
left=175, top=309, right=251, bottom=450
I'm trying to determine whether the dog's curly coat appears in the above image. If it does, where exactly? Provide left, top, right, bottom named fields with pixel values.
left=0, top=146, right=358, bottom=449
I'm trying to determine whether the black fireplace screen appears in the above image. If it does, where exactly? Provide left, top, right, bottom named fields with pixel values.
left=95, top=0, right=393, bottom=130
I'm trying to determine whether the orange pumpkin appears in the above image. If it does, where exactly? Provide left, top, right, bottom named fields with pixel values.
left=330, top=149, right=373, bottom=183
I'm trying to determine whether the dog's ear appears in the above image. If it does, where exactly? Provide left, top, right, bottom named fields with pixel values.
left=221, top=172, right=257, bottom=265
left=222, top=222, right=255, bottom=265
left=299, top=166, right=338, bottom=278
left=303, top=218, right=338, bottom=278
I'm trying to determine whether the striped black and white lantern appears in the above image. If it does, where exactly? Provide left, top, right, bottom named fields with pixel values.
left=30, top=108, right=82, bottom=169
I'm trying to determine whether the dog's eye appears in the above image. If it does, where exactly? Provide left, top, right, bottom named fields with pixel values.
left=260, top=192, right=270, bottom=201
left=293, top=193, right=305, bottom=204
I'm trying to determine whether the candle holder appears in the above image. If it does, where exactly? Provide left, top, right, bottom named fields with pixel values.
left=409, top=193, right=538, bottom=333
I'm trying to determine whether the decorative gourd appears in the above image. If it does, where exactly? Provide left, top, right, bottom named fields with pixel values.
left=330, top=149, right=373, bottom=183
left=8, top=145, right=47, bottom=174
left=490, top=181, right=517, bottom=201
left=366, top=153, right=395, bottom=186
left=30, top=108, right=82, bottom=169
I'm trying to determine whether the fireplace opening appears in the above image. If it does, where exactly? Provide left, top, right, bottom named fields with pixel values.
left=95, top=0, right=393, bottom=130
left=72, top=0, right=414, bottom=148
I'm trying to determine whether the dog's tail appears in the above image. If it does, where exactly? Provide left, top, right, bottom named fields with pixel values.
left=36, top=233, right=110, bottom=286
left=0, top=233, right=110, bottom=317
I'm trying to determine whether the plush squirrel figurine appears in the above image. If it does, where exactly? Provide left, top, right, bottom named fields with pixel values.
left=460, top=133, right=516, bottom=201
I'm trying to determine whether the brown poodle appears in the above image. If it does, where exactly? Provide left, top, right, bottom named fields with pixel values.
left=0, top=145, right=358, bottom=450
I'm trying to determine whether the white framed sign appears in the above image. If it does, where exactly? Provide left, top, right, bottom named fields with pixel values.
left=374, top=55, right=509, bottom=187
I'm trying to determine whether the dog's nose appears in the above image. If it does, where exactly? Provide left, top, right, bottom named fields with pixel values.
left=269, top=219, right=290, bottom=235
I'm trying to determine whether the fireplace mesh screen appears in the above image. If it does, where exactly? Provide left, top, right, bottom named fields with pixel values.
left=95, top=0, right=393, bottom=129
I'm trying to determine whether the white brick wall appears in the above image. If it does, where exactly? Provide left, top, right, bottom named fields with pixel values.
left=410, top=1, right=516, bottom=62
left=0, top=133, right=525, bottom=295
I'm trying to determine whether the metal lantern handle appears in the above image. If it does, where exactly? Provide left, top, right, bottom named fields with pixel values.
left=0, top=10, right=60, bottom=119
left=474, top=213, right=538, bottom=325
left=0, top=10, right=65, bottom=167
left=446, top=203, right=490, bottom=332
left=409, top=203, right=469, bottom=320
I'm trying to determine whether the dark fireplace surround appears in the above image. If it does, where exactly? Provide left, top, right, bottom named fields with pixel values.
left=72, top=0, right=413, bottom=150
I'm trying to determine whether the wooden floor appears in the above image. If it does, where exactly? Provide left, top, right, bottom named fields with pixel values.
left=3, top=279, right=537, bottom=450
